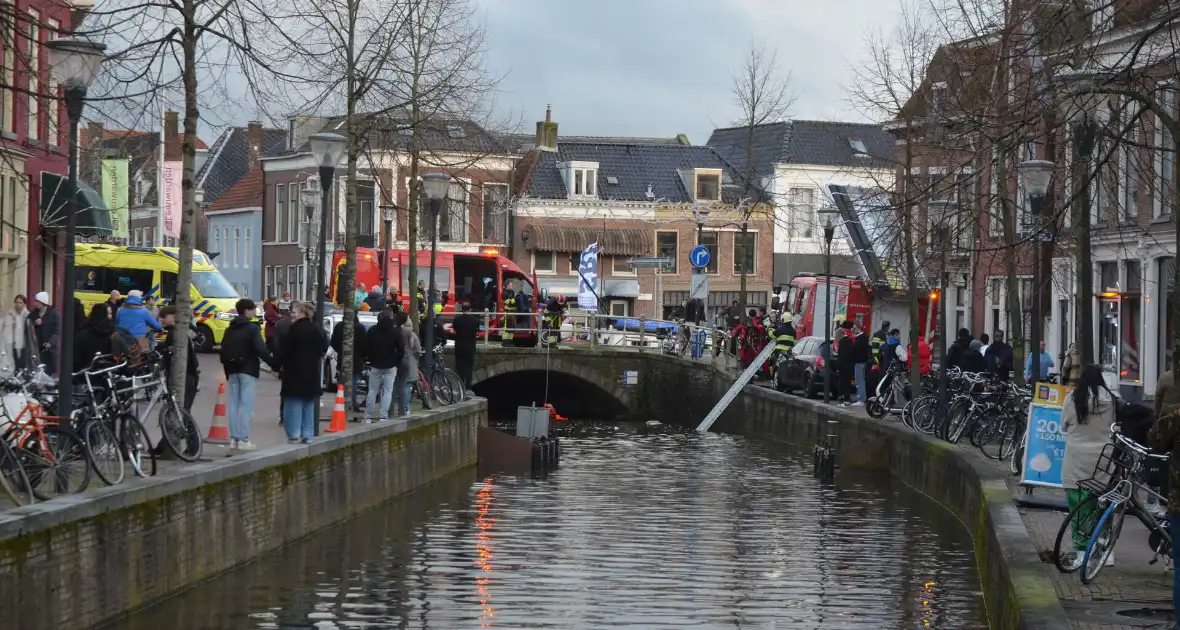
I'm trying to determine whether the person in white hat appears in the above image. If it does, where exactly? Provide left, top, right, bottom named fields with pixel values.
left=29, top=291, right=59, bottom=376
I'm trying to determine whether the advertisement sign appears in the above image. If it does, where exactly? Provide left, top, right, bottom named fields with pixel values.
left=1021, top=404, right=1066, bottom=488
left=1034, top=383, right=1069, bottom=407
left=577, top=242, right=598, bottom=311
left=100, top=158, right=129, bottom=239
left=160, top=160, right=182, bottom=239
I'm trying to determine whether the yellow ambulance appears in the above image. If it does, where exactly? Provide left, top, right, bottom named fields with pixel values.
left=74, top=244, right=241, bottom=351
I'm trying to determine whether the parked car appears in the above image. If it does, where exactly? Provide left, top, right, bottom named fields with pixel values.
left=321, top=310, right=380, bottom=391
left=775, top=335, right=834, bottom=398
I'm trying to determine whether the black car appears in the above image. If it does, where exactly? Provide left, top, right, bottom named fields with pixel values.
left=775, top=336, right=836, bottom=398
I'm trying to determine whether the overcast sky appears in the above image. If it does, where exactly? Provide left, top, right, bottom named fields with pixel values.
left=475, top=0, right=903, bottom=144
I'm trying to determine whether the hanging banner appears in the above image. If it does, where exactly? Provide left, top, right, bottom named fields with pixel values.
left=100, top=158, right=129, bottom=239
left=161, top=160, right=182, bottom=239
left=577, top=242, right=598, bottom=311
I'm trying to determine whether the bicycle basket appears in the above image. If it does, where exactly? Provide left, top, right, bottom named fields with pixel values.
left=1080, top=442, right=1140, bottom=493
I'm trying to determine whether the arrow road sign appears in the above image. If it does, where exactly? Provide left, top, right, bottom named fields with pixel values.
left=690, top=245, right=711, bottom=269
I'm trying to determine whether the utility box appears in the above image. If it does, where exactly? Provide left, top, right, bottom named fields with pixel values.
left=516, top=405, right=550, bottom=439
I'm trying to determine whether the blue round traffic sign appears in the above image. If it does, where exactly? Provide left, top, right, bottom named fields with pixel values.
left=690, top=245, right=711, bottom=268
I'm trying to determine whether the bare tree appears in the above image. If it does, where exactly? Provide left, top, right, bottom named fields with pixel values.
left=729, top=43, right=793, bottom=316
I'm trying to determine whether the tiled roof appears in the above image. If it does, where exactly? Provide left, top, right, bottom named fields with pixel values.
left=305, top=113, right=509, bottom=155
left=208, top=166, right=264, bottom=212
left=498, top=133, right=690, bottom=155
left=196, top=126, right=288, bottom=205
left=525, top=142, right=753, bottom=203
left=707, top=120, right=894, bottom=177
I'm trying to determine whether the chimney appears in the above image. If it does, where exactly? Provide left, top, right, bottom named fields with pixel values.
left=535, top=105, right=558, bottom=152
left=246, top=120, right=264, bottom=166
left=163, top=110, right=181, bottom=161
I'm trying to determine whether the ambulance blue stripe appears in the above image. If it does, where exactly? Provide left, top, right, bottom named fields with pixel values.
left=202, top=303, right=217, bottom=316
left=194, top=300, right=209, bottom=313
left=148, top=284, right=160, bottom=298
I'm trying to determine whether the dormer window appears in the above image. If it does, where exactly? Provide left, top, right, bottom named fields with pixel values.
left=849, top=138, right=869, bottom=158
left=561, top=161, right=599, bottom=199
left=694, top=169, right=722, bottom=201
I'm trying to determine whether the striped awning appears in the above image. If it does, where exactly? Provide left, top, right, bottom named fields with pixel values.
left=523, top=225, right=651, bottom=256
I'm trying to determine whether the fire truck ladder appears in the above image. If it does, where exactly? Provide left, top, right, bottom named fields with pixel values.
left=696, top=342, right=777, bottom=433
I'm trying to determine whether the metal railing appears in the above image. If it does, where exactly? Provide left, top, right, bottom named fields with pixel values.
left=444, top=311, right=741, bottom=368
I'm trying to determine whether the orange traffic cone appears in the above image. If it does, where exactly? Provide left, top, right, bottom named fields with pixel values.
left=204, top=380, right=231, bottom=445
left=325, top=384, right=348, bottom=433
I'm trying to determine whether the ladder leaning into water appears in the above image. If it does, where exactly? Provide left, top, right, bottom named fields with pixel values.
left=696, top=343, right=777, bottom=433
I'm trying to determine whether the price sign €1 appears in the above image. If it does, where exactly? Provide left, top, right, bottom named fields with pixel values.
left=1020, top=404, right=1068, bottom=489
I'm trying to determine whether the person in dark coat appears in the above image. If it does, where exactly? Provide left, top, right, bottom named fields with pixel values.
left=984, top=330, right=1014, bottom=381
left=157, top=305, right=200, bottom=411
left=73, top=303, right=114, bottom=373
left=263, top=297, right=282, bottom=355
left=852, top=322, right=871, bottom=406
left=277, top=302, right=328, bottom=443
left=330, top=313, right=367, bottom=410
left=219, top=298, right=277, bottom=450
left=29, top=291, right=60, bottom=377
left=945, top=328, right=973, bottom=370
left=363, top=309, right=405, bottom=422
left=452, top=303, right=481, bottom=391
left=837, top=321, right=856, bottom=405
left=962, top=340, right=988, bottom=372
left=272, top=307, right=295, bottom=424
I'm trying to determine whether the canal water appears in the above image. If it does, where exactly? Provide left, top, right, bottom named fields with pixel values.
left=112, top=423, right=988, bottom=629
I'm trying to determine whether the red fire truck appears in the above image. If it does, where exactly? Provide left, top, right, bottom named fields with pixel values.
left=785, top=273, right=939, bottom=342
left=330, top=247, right=539, bottom=343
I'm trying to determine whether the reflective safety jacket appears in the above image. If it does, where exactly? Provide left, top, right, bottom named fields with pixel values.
left=772, top=322, right=796, bottom=352
left=870, top=332, right=886, bottom=364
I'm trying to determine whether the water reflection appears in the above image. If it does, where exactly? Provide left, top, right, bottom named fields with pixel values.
left=111, top=423, right=986, bottom=629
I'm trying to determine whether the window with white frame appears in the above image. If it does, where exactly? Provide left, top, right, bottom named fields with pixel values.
left=656, top=231, right=677, bottom=273
left=243, top=227, right=250, bottom=268
left=1157, top=86, right=1176, bottom=218
left=358, top=180, right=375, bottom=237
left=482, top=183, right=508, bottom=243
left=0, top=173, right=15, bottom=253
left=695, top=170, right=721, bottom=201
left=1094, top=99, right=1118, bottom=224
left=45, top=18, right=58, bottom=145
left=287, top=265, right=296, bottom=297
left=533, top=250, right=555, bottom=274
left=569, top=166, right=597, bottom=198
left=988, top=151, right=1002, bottom=238
left=1123, top=100, right=1142, bottom=223
left=275, top=266, right=285, bottom=298
left=443, top=181, right=466, bottom=242
left=787, top=188, right=814, bottom=237
left=287, top=182, right=299, bottom=242
left=295, top=264, right=304, bottom=299
left=612, top=255, right=634, bottom=275
left=733, top=232, right=756, bottom=275
left=212, top=227, right=219, bottom=254
left=274, top=183, right=286, bottom=242
left=233, top=228, right=240, bottom=268
left=1, top=9, right=13, bottom=135
left=25, top=8, right=38, bottom=142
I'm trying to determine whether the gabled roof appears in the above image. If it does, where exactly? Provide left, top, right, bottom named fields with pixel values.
left=208, top=166, right=264, bottom=212
left=524, top=142, right=754, bottom=203
left=304, top=113, right=509, bottom=155
left=498, top=132, right=690, bottom=155
left=196, top=126, right=287, bottom=205
left=706, top=120, right=894, bottom=178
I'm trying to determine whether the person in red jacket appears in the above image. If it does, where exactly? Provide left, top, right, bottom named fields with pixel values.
left=912, top=334, right=934, bottom=376
left=263, top=296, right=282, bottom=355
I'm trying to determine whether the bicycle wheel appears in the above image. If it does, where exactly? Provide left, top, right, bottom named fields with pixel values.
left=866, top=395, right=888, bottom=419
left=120, top=414, right=157, bottom=478
left=946, top=405, right=974, bottom=444
left=430, top=369, right=455, bottom=406
left=445, top=369, right=465, bottom=402
left=21, top=426, right=92, bottom=501
left=159, top=401, right=203, bottom=462
left=998, top=419, right=1024, bottom=461
left=0, top=437, right=32, bottom=506
left=82, top=417, right=125, bottom=486
left=415, top=374, right=434, bottom=410
left=1053, top=492, right=1102, bottom=573
left=1080, top=501, right=1125, bottom=584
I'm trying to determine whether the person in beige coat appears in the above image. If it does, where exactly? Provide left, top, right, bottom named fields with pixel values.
left=394, top=310, right=422, bottom=416
left=1059, top=365, right=1118, bottom=569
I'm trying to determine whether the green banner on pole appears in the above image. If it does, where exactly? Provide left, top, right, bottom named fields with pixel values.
left=100, top=158, right=129, bottom=239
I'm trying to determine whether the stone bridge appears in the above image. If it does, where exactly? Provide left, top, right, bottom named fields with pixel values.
left=448, top=346, right=733, bottom=418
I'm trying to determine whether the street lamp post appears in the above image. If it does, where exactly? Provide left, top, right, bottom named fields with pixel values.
left=690, top=203, right=711, bottom=325
left=380, top=204, right=395, bottom=297
left=421, top=174, right=452, bottom=371
left=300, top=185, right=319, bottom=302
left=307, top=133, right=345, bottom=437
left=46, top=37, right=105, bottom=417
left=1017, top=159, right=1055, bottom=386
left=818, top=206, right=840, bottom=404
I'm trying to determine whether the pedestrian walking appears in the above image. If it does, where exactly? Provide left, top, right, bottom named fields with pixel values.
left=28, top=291, right=59, bottom=376
left=363, top=309, right=404, bottom=423
left=452, top=303, right=480, bottom=392
left=7, top=294, right=28, bottom=371
left=73, top=303, right=114, bottom=373
left=276, top=301, right=327, bottom=443
left=1024, top=340, right=1055, bottom=383
left=219, top=298, right=276, bottom=450
left=394, top=311, right=422, bottom=416
left=114, top=290, right=162, bottom=351
left=330, top=313, right=367, bottom=411
left=1061, top=365, right=1118, bottom=570
left=984, top=330, right=1013, bottom=380
left=852, top=322, right=870, bottom=406
left=158, top=305, right=200, bottom=411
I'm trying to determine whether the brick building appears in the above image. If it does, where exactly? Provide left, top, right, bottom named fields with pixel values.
left=511, top=110, right=773, bottom=319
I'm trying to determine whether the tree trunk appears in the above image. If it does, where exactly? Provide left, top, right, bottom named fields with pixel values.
left=407, top=148, right=420, bottom=333
left=1000, top=149, right=1025, bottom=384
left=168, top=0, right=198, bottom=404
left=903, top=120, right=922, bottom=397
left=338, top=0, right=359, bottom=406
left=1172, top=134, right=1180, bottom=375
left=1075, top=124, right=1095, bottom=365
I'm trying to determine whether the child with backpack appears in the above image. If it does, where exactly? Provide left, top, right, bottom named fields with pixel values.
left=219, top=299, right=276, bottom=450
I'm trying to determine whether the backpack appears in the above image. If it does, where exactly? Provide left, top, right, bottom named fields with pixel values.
left=220, top=326, right=250, bottom=368
left=110, top=327, right=144, bottom=366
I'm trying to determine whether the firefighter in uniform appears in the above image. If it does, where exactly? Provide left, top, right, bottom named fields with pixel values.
left=415, top=280, right=427, bottom=323
left=501, top=288, right=518, bottom=340
left=870, top=321, right=890, bottom=367
left=770, top=313, right=796, bottom=378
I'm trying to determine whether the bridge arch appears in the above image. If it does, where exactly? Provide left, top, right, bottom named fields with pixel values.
left=470, top=353, right=631, bottom=411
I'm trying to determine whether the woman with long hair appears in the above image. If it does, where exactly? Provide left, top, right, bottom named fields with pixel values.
left=1059, top=365, right=1117, bottom=570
